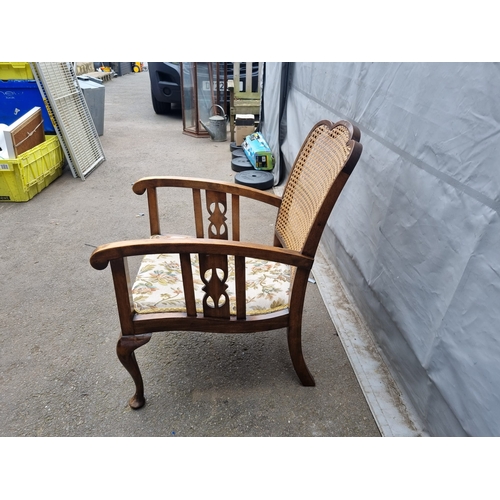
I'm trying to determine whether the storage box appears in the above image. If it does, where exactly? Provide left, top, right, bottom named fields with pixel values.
left=78, top=78, right=105, bottom=136
left=0, top=107, right=45, bottom=159
left=236, top=125, right=255, bottom=146
left=0, top=135, right=64, bottom=202
left=235, top=114, right=255, bottom=146
left=0, top=62, right=34, bottom=80
left=235, top=114, right=255, bottom=126
left=0, top=80, right=55, bottom=133
left=242, top=132, right=275, bottom=171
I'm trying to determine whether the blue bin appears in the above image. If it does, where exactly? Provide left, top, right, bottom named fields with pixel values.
left=0, top=80, right=55, bottom=133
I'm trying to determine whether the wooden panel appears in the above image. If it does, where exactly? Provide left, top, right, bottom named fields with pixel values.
left=2, top=107, right=45, bottom=158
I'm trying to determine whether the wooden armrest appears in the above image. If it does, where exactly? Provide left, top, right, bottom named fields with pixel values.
left=132, top=176, right=281, bottom=238
left=90, top=237, right=313, bottom=271
left=133, top=176, right=281, bottom=207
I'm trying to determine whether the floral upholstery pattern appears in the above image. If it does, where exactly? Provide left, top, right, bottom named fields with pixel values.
left=132, top=253, right=291, bottom=316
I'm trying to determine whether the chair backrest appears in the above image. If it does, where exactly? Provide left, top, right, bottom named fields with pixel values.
left=232, top=62, right=264, bottom=100
left=275, top=120, right=362, bottom=257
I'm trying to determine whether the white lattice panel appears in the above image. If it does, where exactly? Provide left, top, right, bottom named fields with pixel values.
left=30, top=62, right=105, bottom=180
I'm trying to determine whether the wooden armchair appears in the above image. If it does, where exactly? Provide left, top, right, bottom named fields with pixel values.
left=90, top=120, right=362, bottom=409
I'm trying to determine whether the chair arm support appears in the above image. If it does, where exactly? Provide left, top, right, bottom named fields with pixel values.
left=90, top=238, right=313, bottom=271
left=132, top=176, right=282, bottom=208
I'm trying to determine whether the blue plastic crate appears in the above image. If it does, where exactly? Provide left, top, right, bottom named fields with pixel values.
left=0, top=80, right=55, bottom=133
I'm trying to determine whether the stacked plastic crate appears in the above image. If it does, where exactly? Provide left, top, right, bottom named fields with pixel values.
left=0, top=62, right=64, bottom=202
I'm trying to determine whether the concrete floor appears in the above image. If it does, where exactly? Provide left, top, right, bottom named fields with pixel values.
left=0, top=70, right=380, bottom=437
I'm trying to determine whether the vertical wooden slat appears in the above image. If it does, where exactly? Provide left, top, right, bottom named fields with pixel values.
left=234, top=255, right=246, bottom=320
left=231, top=194, right=240, bottom=241
left=199, top=253, right=230, bottom=319
left=246, top=62, right=252, bottom=95
left=206, top=190, right=228, bottom=239
left=147, top=187, right=161, bottom=235
left=110, top=258, right=135, bottom=335
left=234, top=62, right=240, bottom=93
left=192, top=188, right=204, bottom=237
left=179, top=253, right=197, bottom=317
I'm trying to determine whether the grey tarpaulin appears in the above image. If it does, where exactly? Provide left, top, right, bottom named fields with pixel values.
left=261, top=62, right=291, bottom=186
left=261, top=62, right=500, bottom=436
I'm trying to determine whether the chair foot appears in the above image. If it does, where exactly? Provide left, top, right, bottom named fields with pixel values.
left=288, top=326, right=316, bottom=386
left=117, top=333, right=152, bottom=409
left=129, top=394, right=146, bottom=410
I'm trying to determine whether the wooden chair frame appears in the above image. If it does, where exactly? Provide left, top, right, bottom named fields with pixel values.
left=90, top=120, right=362, bottom=409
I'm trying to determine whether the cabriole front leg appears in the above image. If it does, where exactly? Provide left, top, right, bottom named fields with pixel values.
left=116, top=333, right=152, bottom=409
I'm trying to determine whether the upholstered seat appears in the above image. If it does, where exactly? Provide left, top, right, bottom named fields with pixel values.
left=133, top=251, right=291, bottom=316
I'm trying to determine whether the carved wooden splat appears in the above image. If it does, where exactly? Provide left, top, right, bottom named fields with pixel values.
left=206, top=191, right=228, bottom=239
left=199, top=253, right=230, bottom=318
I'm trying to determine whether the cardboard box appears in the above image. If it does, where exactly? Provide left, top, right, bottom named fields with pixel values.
left=0, top=107, right=45, bottom=159
left=235, top=113, right=255, bottom=146
left=235, top=125, right=255, bottom=146
left=235, top=114, right=255, bottom=126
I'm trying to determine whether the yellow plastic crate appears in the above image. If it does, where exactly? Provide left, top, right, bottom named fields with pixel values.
left=0, top=135, right=64, bottom=202
left=0, top=62, right=34, bottom=80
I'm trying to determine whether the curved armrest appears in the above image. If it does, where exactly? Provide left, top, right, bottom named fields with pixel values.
left=90, top=237, right=313, bottom=272
left=133, top=176, right=282, bottom=208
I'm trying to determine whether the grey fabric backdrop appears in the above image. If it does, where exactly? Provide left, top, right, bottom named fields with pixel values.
left=262, top=62, right=500, bottom=436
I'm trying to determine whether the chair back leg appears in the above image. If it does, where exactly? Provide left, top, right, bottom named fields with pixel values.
left=287, top=322, right=315, bottom=386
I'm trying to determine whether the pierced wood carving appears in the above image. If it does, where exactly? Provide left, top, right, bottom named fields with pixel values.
left=199, top=254, right=230, bottom=318
left=206, top=191, right=228, bottom=239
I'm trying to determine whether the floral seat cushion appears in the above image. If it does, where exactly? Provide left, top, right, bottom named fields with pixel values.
left=132, top=252, right=291, bottom=316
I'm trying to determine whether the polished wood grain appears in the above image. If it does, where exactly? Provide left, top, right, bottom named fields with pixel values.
left=90, top=120, right=362, bottom=408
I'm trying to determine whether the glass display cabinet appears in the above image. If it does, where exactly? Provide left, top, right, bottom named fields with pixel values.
left=180, top=62, right=227, bottom=137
